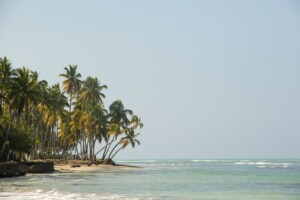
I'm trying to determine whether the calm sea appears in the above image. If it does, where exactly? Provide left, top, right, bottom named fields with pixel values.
left=1, top=159, right=300, bottom=199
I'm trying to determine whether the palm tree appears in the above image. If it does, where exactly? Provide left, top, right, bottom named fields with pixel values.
left=0, top=57, right=144, bottom=162
left=42, top=84, right=68, bottom=157
left=109, top=100, right=133, bottom=126
left=103, top=100, right=133, bottom=160
left=59, top=65, right=82, bottom=112
left=108, top=115, right=143, bottom=159
left=59, top=65, right=82, bottom=158
left=2, top=67, right=45, bottom=160
left=8, top=68, right=47, bottom=126
left=110, top=129, right=141, bottom=160
left=0, top=56, right=13, bottom=116
left=8, top=67, right=41, bottom=119
left=79, top=76, right=107, bottom=110
left=77, top=77, right=107, bottom=160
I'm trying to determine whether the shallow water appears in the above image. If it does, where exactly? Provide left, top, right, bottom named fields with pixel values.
left=1, top=159, right=300, bottom=199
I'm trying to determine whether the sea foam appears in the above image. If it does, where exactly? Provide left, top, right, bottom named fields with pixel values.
left=0, top=190, right=143, bottom=200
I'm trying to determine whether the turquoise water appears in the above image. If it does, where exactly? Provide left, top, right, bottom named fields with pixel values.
left=1, top=159, right=300, bottom=199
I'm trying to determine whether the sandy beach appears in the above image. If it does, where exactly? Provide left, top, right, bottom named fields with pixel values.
left=54, top=161, right=138, bottom=173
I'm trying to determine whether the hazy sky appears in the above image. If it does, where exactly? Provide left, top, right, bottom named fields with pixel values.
left=0, top=0, right=299, bottom=159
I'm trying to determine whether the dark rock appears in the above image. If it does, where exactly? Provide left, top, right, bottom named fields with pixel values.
left=0, top=161, right=55, bottom=178
left=28, top=162, right=54, bottom=173
left=19, top=171, right=26, bottom=176
left=103, top=159, right=116, bottom=165
left=19, top=164, right=29, bottom=172
left=29, top=164, right=43, bottom=173
left=0, top=162, right=28, bottom=178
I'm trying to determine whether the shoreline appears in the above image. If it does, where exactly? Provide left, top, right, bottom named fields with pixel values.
left=0, top=160, right=139, bottom=178
left=54, top=162, right=140, bottom=173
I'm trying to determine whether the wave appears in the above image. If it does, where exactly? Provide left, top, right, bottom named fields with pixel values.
left=117, top=160, right=158, bottom=163
left=0, top=189, right=149, bottom=200
left=234, top=161, right=292, bottom=168
left=191, top=160, right=220, bottom=163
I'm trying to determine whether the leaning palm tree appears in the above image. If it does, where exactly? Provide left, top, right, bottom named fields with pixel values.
left=59, top=65, right=82, bottom=112
left=103, top=100, right=133, bottom=160
left=110, top=129, right=141, bottom=160
left=108, top=115, right=143, bottom=159
left=109, top=100, right=133, bottom=126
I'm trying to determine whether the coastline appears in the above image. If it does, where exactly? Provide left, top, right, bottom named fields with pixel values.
left=54, top=161, right=139, bottom=173
left=0, top=160, right=139, bottom=178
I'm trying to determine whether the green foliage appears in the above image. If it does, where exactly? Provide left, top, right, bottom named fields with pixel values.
left=8, top=129, right=32, bottom=154
left=0, top=118, right=32, bottom=160
left=0, top=56, right=143, bottom=162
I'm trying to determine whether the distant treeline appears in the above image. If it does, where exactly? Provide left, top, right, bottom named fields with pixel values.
left=0, top=56, right=143, bottom=162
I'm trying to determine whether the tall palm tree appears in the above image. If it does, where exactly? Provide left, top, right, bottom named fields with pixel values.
left=59, top=65, right=82, bottom=112
left=0, top=56, right=13, bottom=116
left=42, top=84, right=68, bottom=156
left=59, top=65, right=82, bottom=158
left=2, top=67, right=45, bottom=159
left=0, top=56, right=13, bottom=86
left=79, top=76, right=107, bottom=109
left=77, top=77, right=107, bottom=160
left=8, top=67, right=41, bottom=118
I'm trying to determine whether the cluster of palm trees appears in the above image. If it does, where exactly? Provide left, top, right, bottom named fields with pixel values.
left=0, top=56, right=143, bottom=162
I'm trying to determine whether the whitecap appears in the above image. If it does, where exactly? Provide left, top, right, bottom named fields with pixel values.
left=191, top=159, right=219, bottom=163
left=255, top=162, right=271, bottom=165
left=145, top=160, right=157, bottom=163
left=257, top=166, right=266, bottom=168
left=234, top=162, right=246, bottom=165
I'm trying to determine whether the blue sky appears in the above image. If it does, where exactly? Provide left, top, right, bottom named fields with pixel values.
left=0, top=0, right=300, bottom=159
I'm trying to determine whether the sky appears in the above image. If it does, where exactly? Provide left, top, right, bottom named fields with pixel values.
left=0, top=0, right=299, bottom=159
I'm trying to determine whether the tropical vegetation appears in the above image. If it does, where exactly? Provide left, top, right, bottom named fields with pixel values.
left=0, top=56, right=143, bottom=162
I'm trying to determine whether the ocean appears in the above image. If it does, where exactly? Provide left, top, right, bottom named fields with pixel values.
left=0, top=159, right=300, bottom=199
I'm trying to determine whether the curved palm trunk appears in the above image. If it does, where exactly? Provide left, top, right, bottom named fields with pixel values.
left=108, top=140, right=122, bottom=159
left=95, top=136, right=118, bottom=157
left=102, top=136, right=117, bottom=159
left=111, top=146, right=123, bottom=160
left=95, top=145, right=107, bottom=157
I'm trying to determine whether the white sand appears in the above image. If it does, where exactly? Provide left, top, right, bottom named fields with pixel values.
left=54, top=164, right=136, bottom=173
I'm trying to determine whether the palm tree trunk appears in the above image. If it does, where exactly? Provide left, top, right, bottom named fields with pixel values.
left=69, top=92, right=72, bottom=113
left=108, top=140, right=122, bottom=159
left=89, top=133, right=92, bottom=161
left=111, top=146, right=123, bottom=160
left=1, top=110, right=17, bottom=160
left=102, top=136, right=117, bottom=160
left=95, top=144, right=108, bottom=157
